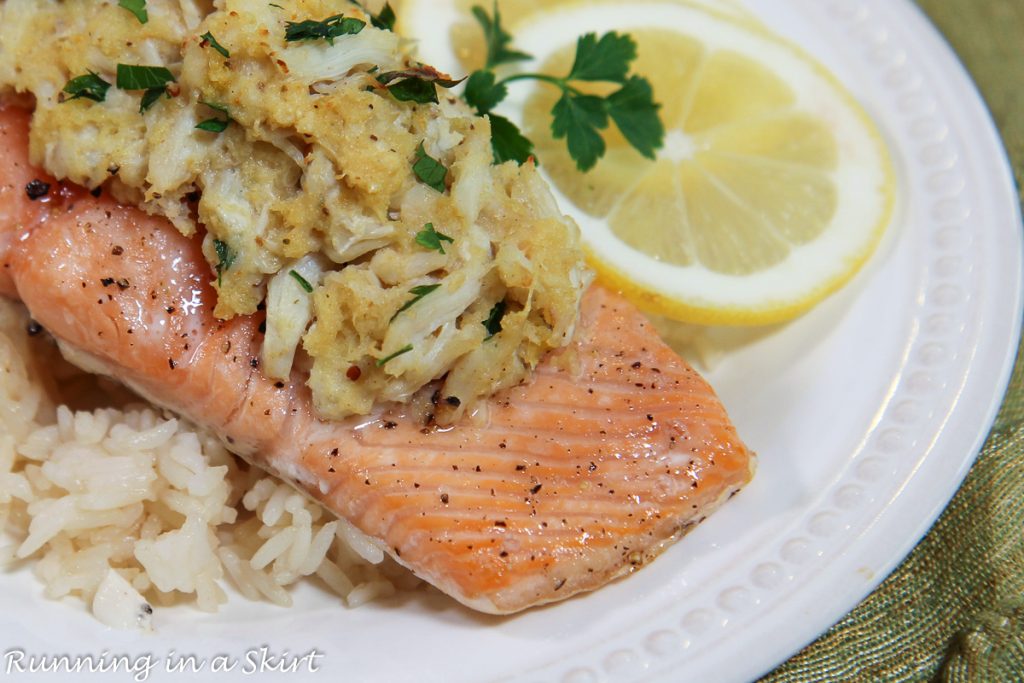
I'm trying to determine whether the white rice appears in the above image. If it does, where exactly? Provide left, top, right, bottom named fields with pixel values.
left=0, top=299, right=415, bottom=629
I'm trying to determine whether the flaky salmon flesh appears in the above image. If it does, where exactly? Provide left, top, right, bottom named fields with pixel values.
left=0, top=104, right=755, bottom=614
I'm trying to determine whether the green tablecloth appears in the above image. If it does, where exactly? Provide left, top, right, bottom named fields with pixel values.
left=763, top=2, right=1024, bottom=681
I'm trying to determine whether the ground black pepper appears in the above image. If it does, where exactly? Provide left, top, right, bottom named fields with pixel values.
left=25, top=179, right=50, bottom=200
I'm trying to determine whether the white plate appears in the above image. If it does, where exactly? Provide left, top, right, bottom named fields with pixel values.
left=2, top=1, right=1021, bottom=682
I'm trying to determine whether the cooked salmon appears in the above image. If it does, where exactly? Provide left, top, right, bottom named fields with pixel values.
left=0, top=104, right=755, bottom=613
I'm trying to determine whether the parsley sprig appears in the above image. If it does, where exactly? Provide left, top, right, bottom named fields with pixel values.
left=463, top=3, right=664, bottom=171
left=471, top=3, right=530, bottom=69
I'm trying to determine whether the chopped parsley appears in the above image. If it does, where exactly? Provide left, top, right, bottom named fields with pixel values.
left=412, top=143, right=447, bottom=193
left=284, top=15, right=365, bottom=45
left=381, top=77, right=438, bottom=104
left=139, top=87, right=167, bottom=113
left=199, top=100, right=230, bottom=116
left=376, top=344, right=413, bottom=367
left=377, top=67, right=465, bottom=105
left=115, top=64, right=175, bottom=112
left=213, top=239, right=236, bottom=287
left=118, top=0, right=148, bottom=24
left=415, top=223, right=454, bottom=254
left=289, top=270, right=314, bottom=293
left=116, top=64, right=175, bottom=90
left=196, top=100, right=231, bottom=133
left=483, top=300, right=506, bottom=339
left=200, top=31, right=230, bottom=58
left=61, top=72, right=111, bottom=103
left=391, top=284, right=442, bottom=321
left=464, top=4, right=663, bottom=171
left=196, top=118, right=229, bottom=133
left=351, top=1, right=396, bottom=31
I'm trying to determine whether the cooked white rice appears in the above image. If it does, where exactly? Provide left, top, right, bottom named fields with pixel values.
left=0, top=299, right=414, bottom=629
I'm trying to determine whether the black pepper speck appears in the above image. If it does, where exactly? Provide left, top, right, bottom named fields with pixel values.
left=25, top=179, right=50, bottom=200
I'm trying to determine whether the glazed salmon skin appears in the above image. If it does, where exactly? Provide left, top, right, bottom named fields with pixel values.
left=0, top=105, right=755, bottom=613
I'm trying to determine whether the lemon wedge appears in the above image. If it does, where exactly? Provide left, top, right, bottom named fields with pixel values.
left=399, top=1, right=896, bottom=325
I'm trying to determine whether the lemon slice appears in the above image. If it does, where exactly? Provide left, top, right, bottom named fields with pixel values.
left=399, top=1, right=896, bottom=326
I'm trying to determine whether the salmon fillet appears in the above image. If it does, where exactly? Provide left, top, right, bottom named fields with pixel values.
left=0, top=105, right=755, bottom=613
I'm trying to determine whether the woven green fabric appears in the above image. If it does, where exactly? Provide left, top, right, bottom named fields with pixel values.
left=762, top=2, right=1024, bottom=681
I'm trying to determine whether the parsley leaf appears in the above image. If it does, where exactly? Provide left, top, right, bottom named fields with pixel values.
left=376, top=344, right=413, bottom=367
left=567, top=32, right=636, bottom=83
left=463, top=70, right=506, bottom=114
left=483, top=300, right=506, bottom=339
left=377, top=68, right=465, bottom=104
left=384, top=78, right=438, bottom=103
left=551, top=92, right=608, bottom=172
left=213, top=239, right=236, bottom=287
left=391, top=284, right=442, bottom=320
left=471, top=2, right=531, bottom=69
left=606, top=75, right=663, bottom=159
left=116, top=64, right=175, bottom=90
left=371, top=2, right=396, bottom=31
left=462, top=71, right=531, bottom=164
left=488, top=114, right=534, bottom=165
left=289, top=270, right=314, bottom=293
left=285, top=15, right=365, bottom=45
left=196, top=118, right=229, bottom=133
left=139, top=87, right=167, bottom=113
left=200, top=31, right=230, bottom=58
left=412, top=143, right=448, bottom=193
left=415, top=223, right=454, bottom=254
left=116, top=64, right=175, bottom=114
left=62, top=72, right=111, bottom=103
left=196, top=101, right=231, bottom=133
left=351, top=1, right=396, bottom=31
left=118, top=0, right=148, bottom=24
left=199, top=100, right=230, bottom=116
